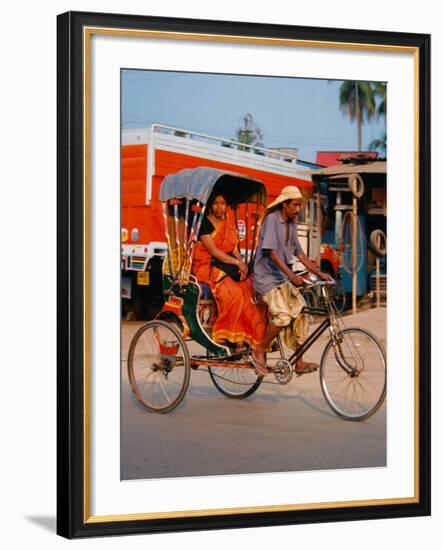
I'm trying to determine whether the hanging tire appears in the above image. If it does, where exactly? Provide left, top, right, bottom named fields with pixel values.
left=369, top=229, right=387, bottom=257
left=349, top=174, right=365, bottom=198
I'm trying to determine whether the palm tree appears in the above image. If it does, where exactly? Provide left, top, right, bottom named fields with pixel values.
left=369, top=82, right=387, bottom=153
left=372, top=82, right=386, bottom=119
left=338, top=81, right=376, bottom=151
left=369, top=132, right=387, bottom=153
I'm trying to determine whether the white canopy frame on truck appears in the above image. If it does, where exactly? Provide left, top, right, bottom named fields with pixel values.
left=143, top=124, right=312, bottom=205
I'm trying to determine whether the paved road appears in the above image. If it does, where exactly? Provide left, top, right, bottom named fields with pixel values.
left=121, top=308, right=386, bottom=480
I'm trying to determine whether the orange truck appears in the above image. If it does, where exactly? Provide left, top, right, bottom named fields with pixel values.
left=121, top=124, right=321, bottom=318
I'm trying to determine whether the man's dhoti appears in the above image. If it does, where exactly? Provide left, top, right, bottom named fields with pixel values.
left=261, top=281, right=309, bottom=350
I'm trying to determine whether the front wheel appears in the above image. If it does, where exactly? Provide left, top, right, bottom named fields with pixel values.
left=320, top=328, right=386, bottom=421
left=208, top=364, right=262, bottom=398
left=127, top=320, right=191, bottom=413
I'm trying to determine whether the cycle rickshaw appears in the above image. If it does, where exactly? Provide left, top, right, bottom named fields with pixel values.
left=127, top=167, right=386, bottom=421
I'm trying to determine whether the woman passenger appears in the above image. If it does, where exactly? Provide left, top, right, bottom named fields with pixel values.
left=192, top=193, right=266, bottom=355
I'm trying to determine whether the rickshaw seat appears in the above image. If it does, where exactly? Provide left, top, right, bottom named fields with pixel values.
left=199, top=282, right=214, bottom=300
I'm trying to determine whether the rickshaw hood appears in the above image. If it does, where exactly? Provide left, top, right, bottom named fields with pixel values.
left=159, top=167, right=266, bottom=205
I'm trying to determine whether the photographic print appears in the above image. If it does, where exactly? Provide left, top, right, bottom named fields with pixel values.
left=120, top=70, right=388, bottom=480
left=57, top=11, right=430, bottom=538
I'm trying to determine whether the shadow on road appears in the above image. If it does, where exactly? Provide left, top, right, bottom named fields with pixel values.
left=181, top=378, right=338, bottom=419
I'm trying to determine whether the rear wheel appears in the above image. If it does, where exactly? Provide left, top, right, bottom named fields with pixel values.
left=127, top=320, right=191, bottom=413
left=320, top=328, right=386, bottom=421
left=208, top=364, right=262, bottom=398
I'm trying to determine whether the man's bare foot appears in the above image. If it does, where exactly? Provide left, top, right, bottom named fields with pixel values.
left=251, top=350, right=269, bottom=376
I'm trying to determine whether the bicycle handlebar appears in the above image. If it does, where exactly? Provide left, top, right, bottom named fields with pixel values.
left=296, top=270, right=336, bottom=288
left=302, top=279, right=336, bottom=289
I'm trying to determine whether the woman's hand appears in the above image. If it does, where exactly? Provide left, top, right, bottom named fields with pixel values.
left=238, top=260, right=248, bottom=281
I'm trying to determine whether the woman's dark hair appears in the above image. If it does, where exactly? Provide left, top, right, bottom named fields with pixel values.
left=207, top=192, right=228, bottom=210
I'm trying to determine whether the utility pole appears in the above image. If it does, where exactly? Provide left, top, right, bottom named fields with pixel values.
left=237, top=113, right=262, bottom=147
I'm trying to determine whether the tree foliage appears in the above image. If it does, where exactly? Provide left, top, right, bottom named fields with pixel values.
left=338, top=81, right=376, bottom=151
left=338, top=81, right=386, bottom=154
left=339, top=81, right=376, bottom=122
left=372, top=82, right=387, bottom=119
left=235, top=113, right=263, bottom=148
left=369, top=82, right=387, bottom=152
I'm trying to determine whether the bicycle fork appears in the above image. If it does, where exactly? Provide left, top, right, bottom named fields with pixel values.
left=329, top=323, right=359, bottom=377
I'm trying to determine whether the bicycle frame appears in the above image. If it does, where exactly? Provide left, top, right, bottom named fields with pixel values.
left=287, top=311, right=331, bottom=364
left=284, top=282, right=359, bottom=377
left=188, top=283, right=343, bottom=369
left=283, top=281, right=354, bottom=371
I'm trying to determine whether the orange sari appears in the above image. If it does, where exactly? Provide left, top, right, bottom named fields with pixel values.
left=192, top=217, right=266, bottom=347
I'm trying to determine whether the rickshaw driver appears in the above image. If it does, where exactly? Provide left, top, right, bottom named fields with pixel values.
left=252, top=186, right=332, bottom=376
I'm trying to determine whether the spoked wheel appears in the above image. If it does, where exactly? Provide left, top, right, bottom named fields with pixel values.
left=208, top=363, right=262, bottom=398
left=127, top=320, right=191, bottom=413
left=320, top=328, right=386, bottom=421
left=332, top=280, right=347, bottom=313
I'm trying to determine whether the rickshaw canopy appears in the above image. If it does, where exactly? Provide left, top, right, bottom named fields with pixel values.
left=159, top=167, right=267, bottom=206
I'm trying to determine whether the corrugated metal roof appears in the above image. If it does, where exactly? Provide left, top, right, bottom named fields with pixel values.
left=301, top=160, right=387, bottom=177
left=315, top=151, right=378, bottom=167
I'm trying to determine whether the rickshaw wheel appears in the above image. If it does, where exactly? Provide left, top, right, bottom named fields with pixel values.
left=320, top=328, right=386, bottom=421
left=127, top=320, right=191, bottom=413
left=208, top=363, right=262, bottom=399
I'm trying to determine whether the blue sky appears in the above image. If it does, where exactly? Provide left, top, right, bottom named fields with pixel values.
left=122, top=69, right=386, bottom=163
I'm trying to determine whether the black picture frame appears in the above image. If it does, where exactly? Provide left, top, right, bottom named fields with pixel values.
left=57, top=10, right=431, bottom=539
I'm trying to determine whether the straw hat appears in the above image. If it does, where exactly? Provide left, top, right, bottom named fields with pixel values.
left=264, top=185, right=302, bottom=213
